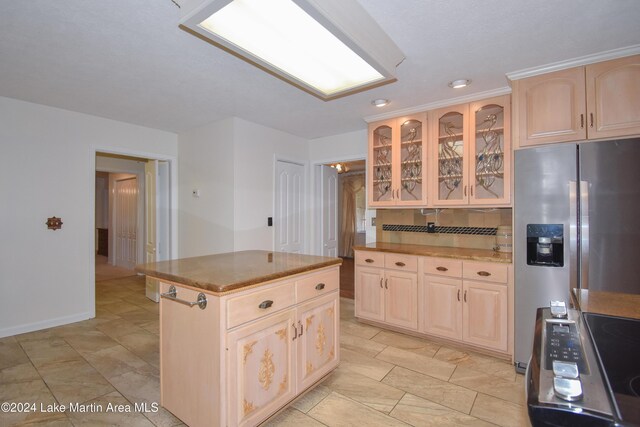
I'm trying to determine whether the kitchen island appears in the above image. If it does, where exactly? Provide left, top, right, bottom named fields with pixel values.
left=136, top=251, right=342, bottom=427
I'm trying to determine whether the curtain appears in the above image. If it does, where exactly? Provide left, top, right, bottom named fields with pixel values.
left=340, top=174, right=365, bottom=257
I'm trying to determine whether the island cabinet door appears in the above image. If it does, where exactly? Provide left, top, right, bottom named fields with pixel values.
left=227, top=309, right=297, bottom=427
left=296, top=292, right=339, bottom=391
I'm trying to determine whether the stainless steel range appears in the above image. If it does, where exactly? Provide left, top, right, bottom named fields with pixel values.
left=527, top=303, right=640, bottom=426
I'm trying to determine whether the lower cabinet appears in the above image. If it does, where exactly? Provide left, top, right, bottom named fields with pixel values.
left=355, top=263, right=418, bottom=331
left=159, top=266, right=340, bottom=427
left=355, top=250, right=511, bottom=355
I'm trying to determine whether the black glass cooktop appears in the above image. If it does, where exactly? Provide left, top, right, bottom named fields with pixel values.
left=583, top=313, right=640, bottom=425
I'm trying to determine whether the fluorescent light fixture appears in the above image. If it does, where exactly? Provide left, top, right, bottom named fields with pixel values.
left=179, top=0, right=405, bottom=100
left=448, top=79, right=471, bottom=89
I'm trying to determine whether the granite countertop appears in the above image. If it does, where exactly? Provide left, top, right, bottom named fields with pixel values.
left=572, top=288, right=640, bottom=320
left=353, top=242, right=512, bottom=263
left=136, top=250, right=342, bottom=294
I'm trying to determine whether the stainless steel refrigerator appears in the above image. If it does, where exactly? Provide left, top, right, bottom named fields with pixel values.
left=514, top=138, right=640, bottom=371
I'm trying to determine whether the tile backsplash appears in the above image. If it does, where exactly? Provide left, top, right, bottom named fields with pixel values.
left=376, top=208, right=512, bottom=250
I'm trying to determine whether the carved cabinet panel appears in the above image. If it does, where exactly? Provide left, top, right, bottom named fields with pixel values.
left=296, top=293, right=339, bottom=391
left=227, top=309, right=297, bottom=427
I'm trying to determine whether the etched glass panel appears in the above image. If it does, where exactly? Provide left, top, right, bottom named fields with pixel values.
left=399, top=119, right=423, bottom=201
left=372, top=125, right=393, bottom=202
left=438, top=112, right=465, bottom=201
left=474, top=104, right=504, bottom=200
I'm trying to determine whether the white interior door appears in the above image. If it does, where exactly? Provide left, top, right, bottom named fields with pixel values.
left=145, top=160, right=158, bottom=302
left=275, top=160, right=305, bottom=253
left=114, top=177, right=137, bottom=269
left=320, top=165, right=338, bottom=257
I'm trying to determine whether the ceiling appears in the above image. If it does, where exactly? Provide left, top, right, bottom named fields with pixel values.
left=1, top=1, right=639, bottom=140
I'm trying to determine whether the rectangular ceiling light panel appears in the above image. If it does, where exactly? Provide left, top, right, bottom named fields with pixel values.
left=180, top=0, right=404, bottom=99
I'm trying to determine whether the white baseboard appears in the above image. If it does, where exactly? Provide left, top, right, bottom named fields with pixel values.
left=0, top=312, right=93, bottom=339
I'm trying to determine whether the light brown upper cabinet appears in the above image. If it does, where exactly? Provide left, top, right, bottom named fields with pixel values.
left=430, top=95, right=511, bottom=207
left=513, top=55, right=640, bottom=148
left=368, top=114, right=427, bottom=207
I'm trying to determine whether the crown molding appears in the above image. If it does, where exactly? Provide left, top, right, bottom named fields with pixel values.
left=506, top=44, right=640, bottom=81
left=363, top=86, right=511, bottom=123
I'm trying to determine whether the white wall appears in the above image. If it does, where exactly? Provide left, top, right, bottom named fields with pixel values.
left=178, top=118, right=235, bottom=257
left=307, top=129, right=374, bottom=254
left=232, top=118, right=309, bottom=251
left=0, top=96, right=177, bottom=338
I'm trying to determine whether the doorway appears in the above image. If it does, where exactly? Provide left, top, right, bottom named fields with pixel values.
left=95, top=152, right=171, bottom=303
left=317, top=159, right=371, bottom=299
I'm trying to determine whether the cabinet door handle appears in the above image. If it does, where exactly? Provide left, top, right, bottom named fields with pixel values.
left=298, top=321, right=304, bottom=337
left=464, top=290, right=467, bottom=302
left=580, top=114, right=584, bottom=129
left=384, top=279, right=388, bottom=289
left=380, top=277, right=383, bottom=288
left=315, top=283, right=325, bottom=291
left=292, top=323, right=298, bottom=340
left=590, top=113, right=594, bottom=128
left=457, top=289, right=461, bottom=301
left=470, top=185, right=474, bottom=197
left=395, top=262, right=406, bottom=267
left=477, top=271, right=491, bottom=277
left=436, top=266, right=448, bottom=272
left=365, top=258, right=375, bottom=263
left=258, top=300, right=274, bottom=309
left=464, top=185, right=467, bottom=196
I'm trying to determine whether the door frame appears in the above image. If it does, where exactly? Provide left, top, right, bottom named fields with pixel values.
left=273, top=157, right=308, bottom=253
left=91, top=146, right=178, bottom=318
left=310, top=156, right=366, bottom=256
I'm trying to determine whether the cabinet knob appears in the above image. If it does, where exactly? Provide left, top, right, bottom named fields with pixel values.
left=477, top=271, right=491, bottom=277
left=315, top=283, right=325, bottom=291
left=258, top=300, right=274, bottom=309
left=365, top=258, right=375, bottom=263
left=395, top=262, right=406, bottom=267
left=436, top=266, right=448, bottom=272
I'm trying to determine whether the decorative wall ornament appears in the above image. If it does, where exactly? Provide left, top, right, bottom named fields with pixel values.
left=258, top=348, right=275, bottom=390
left=46, top=216, right=63, bottom=230
left=316, top=322, right=326, bottom=355
left=243, top=341, right=257, bottom=365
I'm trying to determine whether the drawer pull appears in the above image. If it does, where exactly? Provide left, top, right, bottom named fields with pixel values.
left=315, top=283, right=325, bottom=291
left=365, top=258, right=375, bottom=263
left=298, top=320, right=304, bottom=337
left=436, top=266, right=448, bottom=272
left=292, top=323, right=297, bottom=341
left=395, top=262, right=406, bottom=267
left=258, top=300, right=274, bottom=309
left=161, top=285, right=207, bottom=310
left=477, top=271, right=491, bottom=277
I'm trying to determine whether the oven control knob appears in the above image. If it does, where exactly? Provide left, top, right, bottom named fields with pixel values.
left=553, top=377, right=583, bottom=401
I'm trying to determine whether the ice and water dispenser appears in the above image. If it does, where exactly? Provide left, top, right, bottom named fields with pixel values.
left=526, top=224, right=564, bottom=267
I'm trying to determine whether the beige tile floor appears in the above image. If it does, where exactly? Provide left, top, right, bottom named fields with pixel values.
left=1, top=276, right=529, bottom=427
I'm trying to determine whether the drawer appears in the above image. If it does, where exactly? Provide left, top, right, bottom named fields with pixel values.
left=384, top=253, right=418, bottom=272
left=423, top=257, right=463, bottom=278
left=355, top=251, right=385, bottom=268
left=463, top=261, right=508, bottom=284
left=296, top=269, right=339, bottom=303
left=227, top=282, right=295, bottom=329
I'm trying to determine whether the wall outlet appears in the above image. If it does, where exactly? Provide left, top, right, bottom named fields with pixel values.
left=371, top=217, right=376, bottom=226
left=268, top=217, right=273, bottom=227
left=427, top=222, right=436, bottom=233
left=192, top=189, right=200, bottom=198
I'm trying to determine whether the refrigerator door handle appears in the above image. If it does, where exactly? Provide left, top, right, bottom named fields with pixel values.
left=569, top=181, right=578, bottom=291
left=580, top=180, right=590, bottom=290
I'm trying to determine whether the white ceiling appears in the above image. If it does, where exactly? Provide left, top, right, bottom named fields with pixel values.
left=1, top=0, right=639, bottom=140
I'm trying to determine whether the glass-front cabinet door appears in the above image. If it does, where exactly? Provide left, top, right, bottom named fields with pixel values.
left=469, top=95, right=511, bottom=205
left=398, top=115, right=427, bottom=205
left=368, top=120, right=395, bottom=206
left=431, top=105, right=469, bottom=205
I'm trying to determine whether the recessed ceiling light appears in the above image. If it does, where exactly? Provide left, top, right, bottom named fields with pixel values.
left=180, top=0, right=405, bottom=100
left=448, top=79, right=471, bottom=89
left=372, top=99, right=389, bottom=107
